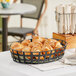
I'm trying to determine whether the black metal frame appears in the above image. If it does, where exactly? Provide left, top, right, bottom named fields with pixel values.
left=2, top=18, right=8, bottom=51
left=10, top=39, right=67, bottom=64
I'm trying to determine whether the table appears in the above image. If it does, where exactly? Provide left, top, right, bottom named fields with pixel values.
left=0, top=3, right=36, bottom=51
left=0, top=51, right=76, bottom=76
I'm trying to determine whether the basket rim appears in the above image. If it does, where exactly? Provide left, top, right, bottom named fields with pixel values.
left=10, top=38, right=67, bottom=53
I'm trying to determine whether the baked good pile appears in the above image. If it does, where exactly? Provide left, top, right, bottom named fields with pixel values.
left=10, top=36, right=62, bottom=60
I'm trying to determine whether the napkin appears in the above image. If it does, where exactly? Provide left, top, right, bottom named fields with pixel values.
left=30, top=49, right=76, bottom=71
left=61, top=48, right=76, bottom=65
left=30, top=61, right=70, bottom=71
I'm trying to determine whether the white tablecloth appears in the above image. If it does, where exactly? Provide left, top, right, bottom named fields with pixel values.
left=0, top=51, right=76, bottom=76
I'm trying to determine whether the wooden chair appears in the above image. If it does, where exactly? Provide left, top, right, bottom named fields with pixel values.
left=0, top=0, right=47, bottom=39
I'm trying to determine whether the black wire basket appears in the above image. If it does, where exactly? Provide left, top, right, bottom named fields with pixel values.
left=10, top=39, right=66, bottom=64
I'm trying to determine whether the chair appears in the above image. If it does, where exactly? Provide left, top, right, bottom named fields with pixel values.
left=0, top=0, right=47, bottom=39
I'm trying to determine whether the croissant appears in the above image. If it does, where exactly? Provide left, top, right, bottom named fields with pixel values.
left=28, top=42, right=34, bottom=48
left=28, top=41, right=43, bottom=48
left=10, top=42, right=24, bottom=54
left=54, top=41, right=62, bottom=49
left=22, top=46, right=31, bottom=55
left=31, top=46, right=42, bottom=55
left=22, top=46, right=31, bottom=59
left=31, top=46, right=44, bottom=60
left=21, top=40, right=31, bottom=46
left=42, top=44, right=53, bottom=54
left=34, top=42, right=43, bottom=47
left=48, top=39, right=62, bottom=49
left=43, top=39, right=50, bottom=45
left=42, top=43, right=53, bottom=58
left=32, top=36, right=45, bottom=43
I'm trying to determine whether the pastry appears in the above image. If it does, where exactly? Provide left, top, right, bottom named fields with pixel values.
left=22, top=46, right=31, bottom=55
left=22, top=46, right=31, bottom=59
left=31, top=46, right=44, bottom=60
left=32, top=36, right=45, bottom=43
left=11, top=42, right=24, bottom=51
left=21, top=40, right=31, bottom=46
left=31, top=46, right=42, bottom=55
left=42, top=42, right=53, bottom=58
left=28, top=41, right=43, bottom=48
left=42, top=44, right=53, bottom=54
left=28, top=42, right=34, bottom=48
left=10, top=42, right=24, bottom=54
left=48, top=39, right=62, bottom=49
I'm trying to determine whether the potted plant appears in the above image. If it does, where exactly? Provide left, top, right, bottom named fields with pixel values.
left=0, top=0, right=11, bottom=8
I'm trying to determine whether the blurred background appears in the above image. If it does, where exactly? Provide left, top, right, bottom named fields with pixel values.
left=0, top=0, right=76, bottom=52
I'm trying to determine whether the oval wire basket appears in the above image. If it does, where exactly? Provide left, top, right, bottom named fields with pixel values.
left=10, top=39, right=67, bottom=64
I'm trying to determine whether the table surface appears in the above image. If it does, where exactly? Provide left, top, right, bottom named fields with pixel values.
left=0, top=51, right=76, bottom=76
left=0, top=3, right=36, bottom=15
